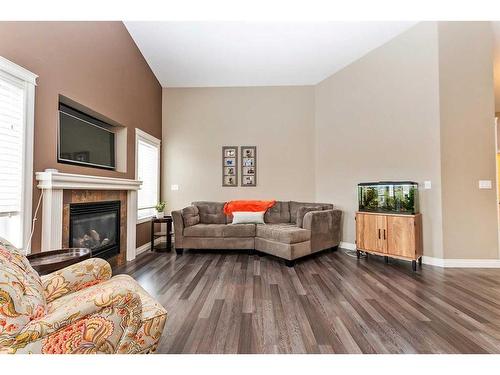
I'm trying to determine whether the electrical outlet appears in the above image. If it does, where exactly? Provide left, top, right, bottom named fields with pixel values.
left=424, top=180, right=432, bottom=189
left=171, top=184, right=179, bottom=191
left=479, top=180, right=492, bottom=189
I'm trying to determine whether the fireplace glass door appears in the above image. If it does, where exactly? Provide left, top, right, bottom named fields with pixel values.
left=69, top=200, right=120, bottom=259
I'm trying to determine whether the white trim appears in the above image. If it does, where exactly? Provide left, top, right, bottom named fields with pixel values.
left=40, top=189, right=63, bottom=252
left=340, top=241, right=356, bottom=250
left=127, top=190, right=138, bottom=261
left=422, top=256, right=500, bottom=268
left=36, top=170, right=142, bottom=191
left=136, top=238, right=162, bottom=256
left=495, top=117, right=500, bottom=260
left=0, top=56, right=37, bottom=253
left=0, top=56, right=38, bottom=85
left=21, top=75, right=36, bottom=254
left=135, top=128, right=161, bottom=222
left=135, top=128, right=161, bottom=147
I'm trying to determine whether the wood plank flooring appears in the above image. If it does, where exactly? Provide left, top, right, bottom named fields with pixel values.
left=112, top=249, right=500, bottom=354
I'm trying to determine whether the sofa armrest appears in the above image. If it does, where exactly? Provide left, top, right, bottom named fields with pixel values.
left=171, top=210, right=185, bottom=249
left=41, top=258, right=112, bottom=303
left=8, top=283, right=142, bottom=354
left=302, top=209, right=342, bottom=251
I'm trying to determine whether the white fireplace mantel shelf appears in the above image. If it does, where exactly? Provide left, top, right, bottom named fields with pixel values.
left=36, top=170, right=142, bottom=191
left=35, top=169, right=142, bottom=261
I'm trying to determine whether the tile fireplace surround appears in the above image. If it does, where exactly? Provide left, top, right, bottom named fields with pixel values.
left=35, top=169, right=142, bottom=261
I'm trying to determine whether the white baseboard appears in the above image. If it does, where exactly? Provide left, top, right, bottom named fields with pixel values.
left=136, top=238, right=162, bottom=256
left=422, top=256, right=500, bottom=268
left=339, top=242, right=500, bottom=268
left=340, top=241, right=356, bottom=250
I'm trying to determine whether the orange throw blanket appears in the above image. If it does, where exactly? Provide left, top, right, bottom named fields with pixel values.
left=223, top=200, right=276, bottom=215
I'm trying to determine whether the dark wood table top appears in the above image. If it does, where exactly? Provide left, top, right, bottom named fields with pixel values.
left=152, top=216, right=172, bottom=223
left=27, top=248, right=92, bottom=275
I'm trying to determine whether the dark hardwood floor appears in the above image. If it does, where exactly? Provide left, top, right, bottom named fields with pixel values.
left=113, top=248, right=500, bottom=354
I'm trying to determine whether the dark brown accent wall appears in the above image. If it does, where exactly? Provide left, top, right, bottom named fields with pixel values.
left=0, top=21, right=162, bottom=251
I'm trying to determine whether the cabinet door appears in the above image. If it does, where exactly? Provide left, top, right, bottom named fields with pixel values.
left=387, top=216, right=415, bottom=258
left=356, top=214, right=387, bottom=253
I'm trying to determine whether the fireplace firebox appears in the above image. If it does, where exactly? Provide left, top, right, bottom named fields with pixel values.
left=69, top=200, right=120, bottom=259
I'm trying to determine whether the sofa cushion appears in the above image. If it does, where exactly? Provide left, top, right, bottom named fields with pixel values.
left=182, top=205, right=200, bottom=227
left=289, top=201, right=333, bottom=223
left=184, top=224, right=255, bottom=238
left=184, top=224, right=224, bottom=237
left=191, top=201, right=226, bottom=224
left=223, top=224, right=256, bottom=237
left=264, top=201, right=290, bottom=224
left=256, top=223, right=311, bottom=244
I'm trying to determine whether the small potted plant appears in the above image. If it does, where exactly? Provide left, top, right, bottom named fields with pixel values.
left=155, top=201, right=166, bottom=219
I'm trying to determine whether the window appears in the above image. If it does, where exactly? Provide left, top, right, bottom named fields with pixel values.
left=0, top=56, right=36, bottom=251
left=135, top=129, right=161, bottom=222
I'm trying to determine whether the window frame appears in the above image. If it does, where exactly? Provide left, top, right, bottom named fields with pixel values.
left=0, top=56, right=37, bottom=253
left=135, top=128, right=161, bottom=224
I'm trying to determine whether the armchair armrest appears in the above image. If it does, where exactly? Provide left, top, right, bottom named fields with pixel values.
left=303, top=209, right=342, bottom=252
left=171, top=209, right=185, bottom=249
left=9, top=283, right=142, bottom=354
left=41, top=258, right=112, bottom=303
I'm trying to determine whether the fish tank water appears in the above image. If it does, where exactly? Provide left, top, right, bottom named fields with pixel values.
left=358, top=181, right=419, bottom=215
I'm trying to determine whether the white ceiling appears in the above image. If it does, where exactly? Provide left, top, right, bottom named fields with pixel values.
left=125, top=21, right=417, bottom=88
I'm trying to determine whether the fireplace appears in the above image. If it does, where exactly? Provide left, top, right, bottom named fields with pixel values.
left=69, top=200, right=121, bottom=259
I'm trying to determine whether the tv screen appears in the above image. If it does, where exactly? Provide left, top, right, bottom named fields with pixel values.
left=58, top=103, right=115, bottom=170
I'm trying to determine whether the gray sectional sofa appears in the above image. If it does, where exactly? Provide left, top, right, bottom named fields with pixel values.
left=171, top=201, right=342, bottom=266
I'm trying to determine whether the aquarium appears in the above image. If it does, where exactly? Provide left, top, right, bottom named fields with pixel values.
left=358, top=181, right=419, bottom=214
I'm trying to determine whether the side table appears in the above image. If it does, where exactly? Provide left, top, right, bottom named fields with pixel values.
left=150, top=216, right=173, bottom=252
left=27, top=248, right=92, bottom=276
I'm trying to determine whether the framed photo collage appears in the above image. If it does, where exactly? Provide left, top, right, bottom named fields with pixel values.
left=222, top=146, right=257, bottom=187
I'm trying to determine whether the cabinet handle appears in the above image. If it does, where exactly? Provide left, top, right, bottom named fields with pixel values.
left=383, top=229, right=386, bottom=240
left=378, top=229, right=381, bottom=239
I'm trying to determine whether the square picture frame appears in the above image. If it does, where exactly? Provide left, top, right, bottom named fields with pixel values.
left=240, top=146, right=257, bottom=187
left=222, top=146, right=238, bottom=186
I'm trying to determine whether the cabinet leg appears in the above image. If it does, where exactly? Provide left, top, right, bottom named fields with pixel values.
left=356, top=250, right=361, bottom=259
left=412, top=260, right=417, bottom=272
left=175, top=248, right=184, bottom=255
left=285, top=260, right=295, bottom=267
left=418, top=257, right=422, bottom=267
left=384, top=256, right=389, bottom=264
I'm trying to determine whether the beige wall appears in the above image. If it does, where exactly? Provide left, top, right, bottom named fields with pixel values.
left=0, top=22, right=162, bottom=250
left=161, top=22, right=499, bottom=261
left=438, top=22, right=498, bottom=259
left=314, top=23, right=444, bottom=257
left=162, top=86, right=315, bottom=211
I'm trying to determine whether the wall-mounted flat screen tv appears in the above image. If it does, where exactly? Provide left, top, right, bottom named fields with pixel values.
left=58, top=103, right=115, bottom=170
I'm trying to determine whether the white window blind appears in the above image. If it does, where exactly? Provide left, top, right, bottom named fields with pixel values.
left=0, top=73, right=25, bottom=247
left=137, top=136, right=160, bottom=220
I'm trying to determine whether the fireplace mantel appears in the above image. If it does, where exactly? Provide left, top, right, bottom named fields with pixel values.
left=35, top=169, right=142, bottom=261
left=36, top=170, right=142, bottom=191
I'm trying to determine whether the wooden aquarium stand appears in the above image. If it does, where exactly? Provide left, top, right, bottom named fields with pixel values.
left=355, top=211, right=423, bottom=271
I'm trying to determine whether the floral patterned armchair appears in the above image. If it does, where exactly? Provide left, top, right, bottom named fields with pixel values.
left=0, top=237, right=167, bottom=354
